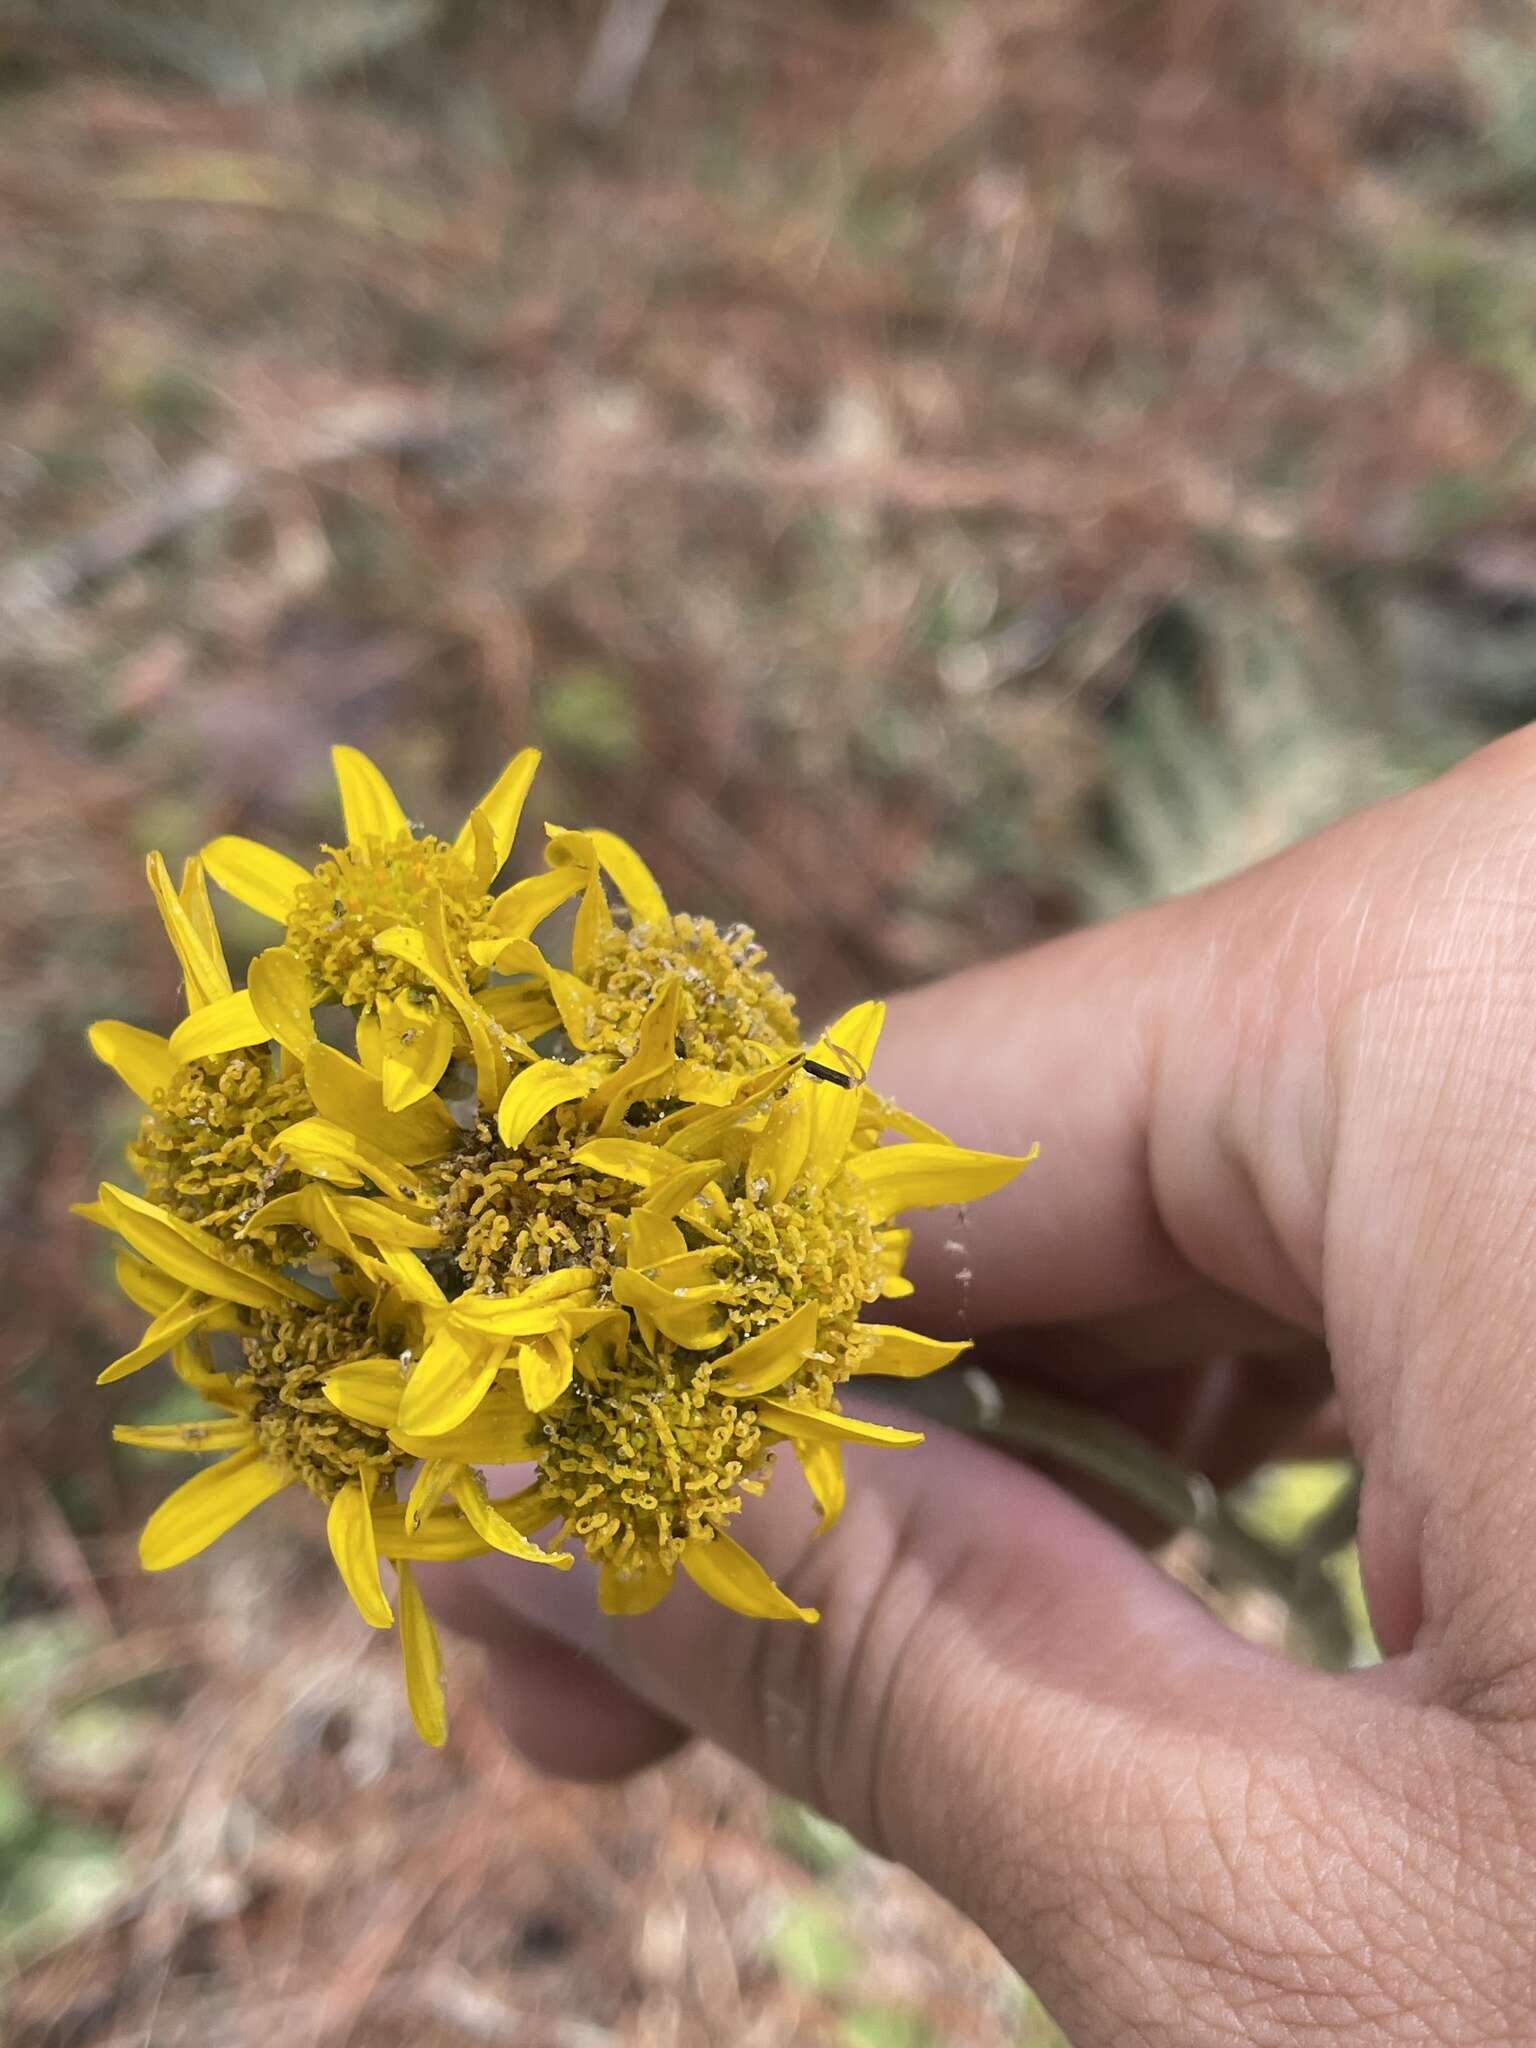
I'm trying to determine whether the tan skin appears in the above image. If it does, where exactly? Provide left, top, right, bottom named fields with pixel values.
left=432, top=727, right=1536, bottom=2045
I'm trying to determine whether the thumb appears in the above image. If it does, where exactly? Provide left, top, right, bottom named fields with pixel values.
left=432, top=1415, right=1438, bottom=2046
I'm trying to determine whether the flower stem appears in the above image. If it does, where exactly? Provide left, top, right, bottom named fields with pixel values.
left=878, top=1369, right=1361, bottom=1669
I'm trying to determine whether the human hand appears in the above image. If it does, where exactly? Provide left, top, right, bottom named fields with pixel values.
left=433, top=727, right=1536, bottom=2044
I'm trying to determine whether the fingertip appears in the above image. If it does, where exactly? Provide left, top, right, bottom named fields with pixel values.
left=484, top=1623, right=689, bottom=1780
left=425, top=1559, right=687, bottom=1781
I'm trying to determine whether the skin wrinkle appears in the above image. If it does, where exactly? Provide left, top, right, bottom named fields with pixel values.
left=742, top=1476, right=907, bottom=1849
left=1122, top=1738, right=1503, bottom=2041
left=856, top=1516, right=977, bottom=1874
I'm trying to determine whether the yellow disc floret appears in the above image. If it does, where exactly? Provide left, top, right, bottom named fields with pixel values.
left=130, top=1050, right=311, bottom=1249
left=286, top=834, right=500, bottom=1010
left=535, top=1363, right=769, bottom=1571
left=239, top=1299, right=410, bottom=1502
left=430, top=1101, right=887, bottom=1579
left=433, top=1114, right=631, bottom=1290
left=716, top=1174, right=885, bottom=1395
left=583, top=914, right=799, bottom=1070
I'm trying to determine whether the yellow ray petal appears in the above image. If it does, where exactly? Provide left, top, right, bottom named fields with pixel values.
left=333, top=743, right=410, bottom=843
left=139, top=1446, right=290, bottom=1569
left=563, top=1303, right=629, bottom=1342
left=756, top=1398, right=923, bottom=1448
left=875, top=1226, right=913, bottom=1298
left=573, top=1314, right=626, bottom=1380
left=453, top=747, right=540, bottom=876
left=98, top=1183, right=322, bottom=1311
left=640, top=1159, right=727, bottom=1222
left=303, top=1043, right=456, bottom=1165
left=355, top=1006, right=383, bottom=1076
left=249, top=944, right=316, bottom=1058
left=405, top=1457, right=460, bottom=1534
left=588, top=827, right=667, bottom=924
left=337, top=1198, right=441, bottom=1249
left=796, top=1440, right=846, bottom=1531
left=844, top=1140, right=1037, bottom=1223
left=450, top=1471, right=572, bottom=1567
left=482, top=867, right=587, bottom=947
left=483, top=937, right=603, bottom=1050
left=635, top=1246, right=730, bottom=1290
left=569, top=1137, right=674, bottom=1189
left=376, top=1483, right=554, bottom=1561
left=170, top=1334, right=252, bottom=1411
left=373, top=1505, right=489, bottom=1562
left=610, top=1266, right=731, bottom=1350
left=624, top=1207, right=686, bottom=1268
left=246, top=1188, right=438, bottom=1254
left=479, top=982, right=561, bottom=1040
left=201, top=835, right=310, bottom=923
left=494, top=1484, right=559, bottom=1533
left=873, top=1100, right=952, bottom=1145
left=446, top=1267, right=598, bottom=1334
left=515, top=1337, right=573, bottom=1413
left=443, top=1298, right=583, bottom=1343
left=715, top=1301, right=819, bottom=1397
left=598, top=1560, right=673, bottom=1615
left=374, top=905, right=509, bottom=1108
left=804, top=1000, right=886, bottom=1185
left=113, top=1251, right=185, bottom=1316
left=649, top=1060, right=798, bottom=1161
left=586, top=979, right=681, bottom=1133
left=496, top=1057, right=602, bottom=1148
left=115, top=1416, right=253, bottom=1454
left=394, top=1562, right=447, bottom=1746
left=457, top=805, right=494, bottom=892
left=571, top=866, right=614, bottom=975
left=88, top=1019, right=174, bottom=1105
left=810, top=999, right=885, bottom=1080
left=748, top=1079, right=813, bottom=1202
left=378, top=991, right=455, bottom=1111
left=98, top=1288, right=220, bottom=1384
left=177, top=857, right=225, bottom=970
left=145, top=851, right=232, bottom=1011
left=397, top=1326, right=501, bottom=1437
left=369, top=1246, right=446, bottom=1306
left=546, top=824, right=667, bottom=925
left=327, top=1474, right=393, bottom=1628
left=389, top=1390, right=539, bottom=1463
left=322, top=1358, right=408, bottom=1428
left=850, top=1326, right=969, bottom=1378
left=269, top=1117, right=427, bottom=1204
left=670, top=1062, right=740, bottom=1106
left=680, top=1532, right=817, bottom=1623
left=167, top=987, right=268, bottom=1065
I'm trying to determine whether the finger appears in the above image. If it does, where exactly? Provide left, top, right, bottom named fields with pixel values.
left=1011, top=1342, right=1336, bottom=1483
left=941, top=1346, right=1335, bottom=1550
left=428, top=1584, right=686, bottom=1780
left=433, top=1411, right=1445, bottom=2046
left=878, top=727, right=1536, bottom=1705
left=977, top=1322, right=1334, bottom=1458
left=868, top=796, right=1393, bottom=1346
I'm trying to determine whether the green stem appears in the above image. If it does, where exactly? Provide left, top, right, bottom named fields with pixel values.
left=877, top=1369, right=1360, bottom=1669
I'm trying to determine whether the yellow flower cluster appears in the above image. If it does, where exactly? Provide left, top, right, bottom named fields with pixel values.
left=84, top=747, right=1033, bottom=1744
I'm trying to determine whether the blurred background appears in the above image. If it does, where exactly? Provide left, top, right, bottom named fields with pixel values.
left=4, top=0, right=1536, bottom=2039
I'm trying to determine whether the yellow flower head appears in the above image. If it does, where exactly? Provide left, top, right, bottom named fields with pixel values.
left=196, top=746, right=547, bottom=1112
left=88, top=854, right=315, bottom=1258
left=85, top=743, right=1035, bottom=1745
